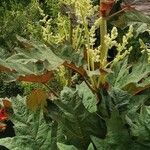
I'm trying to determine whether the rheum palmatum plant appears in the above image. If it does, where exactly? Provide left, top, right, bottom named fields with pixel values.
left=0, top=0, right=150, bottom=150
left=40, top=0, right=135, bottom=89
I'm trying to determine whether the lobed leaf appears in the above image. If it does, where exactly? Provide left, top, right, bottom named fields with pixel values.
left=50, top=43, right=84, bottom=67
left=76, top=82, right=97, bottom=113
left=107, top=54, right=150, bottom=95
left=91, top=109, right=149, bottom=150
left=126, top=105, right=150, bottom=148
left=0, top=37, right=64, bottom=82
left=112, top=10, right=150, bottom=36
left=47, top=86, right=106, bottom=149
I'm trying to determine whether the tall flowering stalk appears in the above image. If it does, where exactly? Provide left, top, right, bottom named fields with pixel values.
left=99, top=0, right=114, bottom=67
left=38, top=0, right=136, bottom=97
left=97, top=0, right=115, bottom=87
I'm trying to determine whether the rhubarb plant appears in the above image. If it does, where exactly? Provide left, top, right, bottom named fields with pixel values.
left=0, top=0, right=150, bottom=150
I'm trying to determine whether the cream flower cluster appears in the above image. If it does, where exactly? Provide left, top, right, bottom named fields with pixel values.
left=40, top=10, right=70, bottom=44
left=62, top=0, right=96, bottom=17
left=147, top=48, right=150, bottom=63
left=89, top=18, right=102, bottom=47
left=104, top=25, right=134, bottom=64
left=60, top=0, right=98, bottom=23
left=87, top=25, right=134, bottom=64
left=40, top=0, right=100, bottom=48
left=87, top=46, right=101, bottom=64
left=104, top=26, right=118, bottom=49
left=139, top=39, right=150, bottom=63
left=117, top=25, right=133, bottom=52
left=38, top=6, right=54, bottom=43
left=74, top=0, right=98, bottom=21
left=56, top=65, right=68, bottom=86
left=113, top=25, right=133, bottom=63
left=72, top=26, right=84, bottom=50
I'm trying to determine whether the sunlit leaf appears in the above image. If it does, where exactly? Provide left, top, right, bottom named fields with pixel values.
left=26, top=89, right=48, bottom=111
left=0, top=37, right=64, bottom=82
left=76, top=82, right=97, bottom=113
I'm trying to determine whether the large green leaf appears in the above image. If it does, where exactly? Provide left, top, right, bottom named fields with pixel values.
left=0, top=95, right=52, bottom=150
left=91, top=109, right=130, bottom=150
left=126, top=106, right=150, bottom=148
left=109, top=87, right=150, bottom=115
left=112, top=10, right=150, bottom=36
left=124, top=10, right=150, bottom=25
left=127, top=89, right=150, bottom=115
left=0, top=37, right=85, bottom=82
left=50, top=43, right=84, bottom=67
left=91, top=109, right=149, bottom=150
left=109, top=87, right=131, bottom=111
left=97, top=89, right=112, bottom=118
left=107, top=54, right=150, bottom=94
left=47, top=86, right=106, bottom=149
left=76, top=82, right=97, bottom=113
left=0, top=36, right=64, bottom=81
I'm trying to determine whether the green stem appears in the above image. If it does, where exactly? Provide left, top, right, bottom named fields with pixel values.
left=43, top=83, right=59, bottom=97
left=69, top=17, right=73, bottom=45
left=100, top=17, right=107, bottom=67
left=97, top=0, right=108, bottom=88
left=80, top=8, right=90, bottom=49
left=80, top=8, right=97, bottom=88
